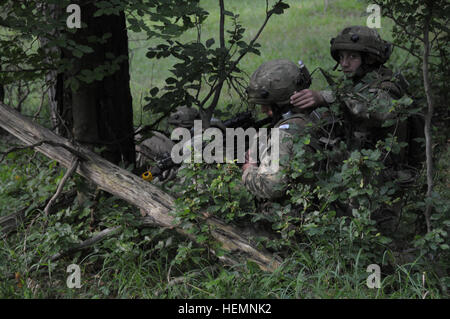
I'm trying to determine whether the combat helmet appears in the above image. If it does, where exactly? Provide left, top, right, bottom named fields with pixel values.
left=168, top=106, right=200, bottom=128
left=247, top=59, right=311, bottom=107
left=330, top=26, right=393, bottom=65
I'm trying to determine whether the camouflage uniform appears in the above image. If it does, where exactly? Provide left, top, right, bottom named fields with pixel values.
left=136, top=131, right=174, bottom=168
left=136, top=106, right=200, bottom=180
left=321, top=68, right=407, bottom=161
left=242, top=59, right=319, bottom=200
left=242, top=112, right=315, bottom=199
left=168, top=106, right=200, bottom=129
left=328, top=26, right=412, bottom=174
left=326, top=26, right=415, bottom=233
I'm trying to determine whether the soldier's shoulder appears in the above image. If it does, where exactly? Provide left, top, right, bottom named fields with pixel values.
left=141, top=131, right=173, bottom=147
left=366, top=67, right=403, bottom=98
left=275, top=113, right=309, bottom=131
left=379, top=81, right=403, bottom=99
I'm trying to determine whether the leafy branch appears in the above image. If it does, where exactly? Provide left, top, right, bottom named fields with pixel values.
left=143, top=0, right=290, bottom=126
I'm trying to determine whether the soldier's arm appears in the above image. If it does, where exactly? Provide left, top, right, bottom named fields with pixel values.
left=242, top=166, right=288, bottom=200
left=290, top=89, right=328, bottom=110
left=342, top=84, right=400, bottom=127
left=242, top=129, right=293, bottom=200
left=319, top=90, right=336, bottom=105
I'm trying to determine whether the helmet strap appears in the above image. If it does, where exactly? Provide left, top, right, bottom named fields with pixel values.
left=270, top=103, right=292, bottom=125
left=353, top=65, right=368, bottom=80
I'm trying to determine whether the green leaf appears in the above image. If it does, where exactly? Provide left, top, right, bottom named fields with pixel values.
left=146, top=51, right=157, bottom=59
left=270, top=2, right=290, bottom=15
left=70, top=78, right=80, bottom=92
left=72, top=49, right=83, bottom=58
left=76, top=45, right=94, bottom=54
left=150, top=87, right=159, bottom=97
left=165, top=77, right=178, bottom=84
left=205, top=38, right=215, bottom=48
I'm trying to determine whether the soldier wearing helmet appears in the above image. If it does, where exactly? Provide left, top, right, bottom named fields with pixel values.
left=332, top=27, right=413, bottom=235
left=168, top=106, right=200, bottom=128
left=242, top=59, right=321, bottom=200
left=137, top=105, right=229, bottom=182
left=136, top=106, right=199, bottom=166
left=331, top=26, right=407, bottom=156
left=136, top=106, right=202, bottom=181
left=330, top=25, right=393, bottom=77
left=291, top=26, right=407, bottom=154
left=291, top=25, right=399, bottom=105
left=294, top=26, right=411, bottom=234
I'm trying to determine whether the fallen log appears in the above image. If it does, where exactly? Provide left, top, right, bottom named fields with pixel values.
left=0, top=102, right=281, bottom=271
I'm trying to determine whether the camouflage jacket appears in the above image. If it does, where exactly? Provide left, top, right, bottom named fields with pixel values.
left=321, top=67, right=407, bottom=155
left=242, top=112, right=315, bottom=200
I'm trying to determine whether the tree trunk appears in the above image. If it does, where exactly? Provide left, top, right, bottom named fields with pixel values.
left=422, top=17, right=434, bottom=233
left=68, top=2, right=135, bottom=165
left=0, top=65, right=4, bottom=103
left=0, top=102, right=281, bottom=272
left=36, top=3, right=66, bottom=135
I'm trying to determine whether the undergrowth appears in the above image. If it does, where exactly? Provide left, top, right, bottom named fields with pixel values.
left=1, top=134, right=448, bottom=299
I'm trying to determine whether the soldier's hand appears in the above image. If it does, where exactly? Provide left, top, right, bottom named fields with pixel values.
left=245, top=149, right=257, bottom=164
left=242, top=162, right=257, bottom=172
left=243, top=150, right=257, bottom=172
left=290, top=89, right=325, bottom=110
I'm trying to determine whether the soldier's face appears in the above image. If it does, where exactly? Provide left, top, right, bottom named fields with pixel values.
left=261, top=105, right=273, bottom=117
left=338, top=50, right=362, bottom=76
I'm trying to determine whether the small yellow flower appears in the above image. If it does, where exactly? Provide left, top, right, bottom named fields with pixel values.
left=15, top=175, right=20, bottom=180
left=142, top=171, right=153, bottom=182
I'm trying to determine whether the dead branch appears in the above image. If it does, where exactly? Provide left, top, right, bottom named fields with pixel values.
left=50, top=226, right=122, bottom=261
left=422, top=15, right=434, bottom=233
left=44, top=158, right=80, bottom=217
left=0, top=140, right=88, bottom=162
left=33, top=86, right=49, bottom=120
left=155, top=265, right=219, bottom=297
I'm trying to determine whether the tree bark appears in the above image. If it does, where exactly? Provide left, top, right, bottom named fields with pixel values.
left=50, top=226, right=122, bottom=261
left=0, top=102, right=281, bottom=272
left=35, top=2, right=69, bottom=136
left=0, top=65, right=4, bottom=103
left=68, top=2, right=135, bottom=165
left=422, top=16, right=434, bottom=233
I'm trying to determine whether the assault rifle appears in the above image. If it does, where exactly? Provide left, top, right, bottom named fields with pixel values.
left=221, top=111, right=271, bottom=130
left=141, top=112, right=271, bottom=181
